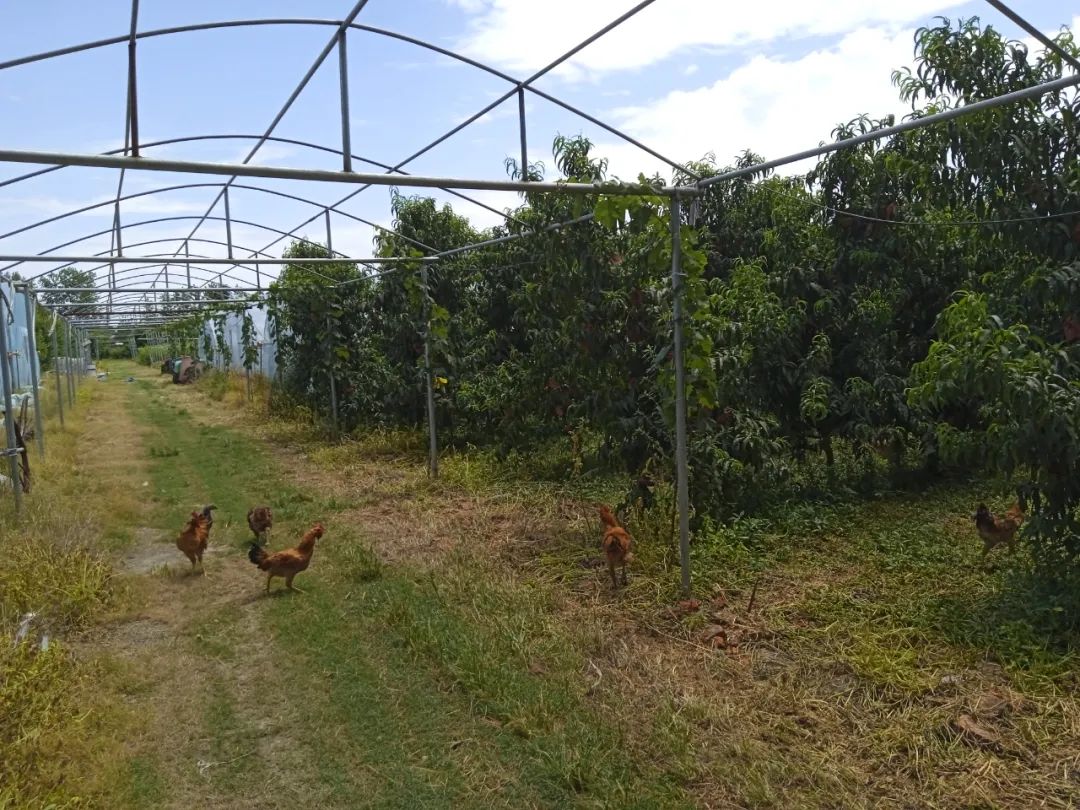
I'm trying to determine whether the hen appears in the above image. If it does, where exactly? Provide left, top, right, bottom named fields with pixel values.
left=248, top=522, right=324, bottom=593
left=176, top=510, right=211, bottom=573
left=247, top=505, right=273, bottom=545
left=972, top=502, right=1024, bottom=559
left=599, top=505, right=633, bottom=588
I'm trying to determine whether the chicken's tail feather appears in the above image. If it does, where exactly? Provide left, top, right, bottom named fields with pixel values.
left=247, top=542, right=267, bottom=568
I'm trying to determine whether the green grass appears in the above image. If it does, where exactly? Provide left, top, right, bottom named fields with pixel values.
left=13, top=363, right=1080, bottom=808
left=123, top=374, right=696, bottom=808
left=0, top=377, right=147, bottom=809
left=116, top=757, right=167, bottom=809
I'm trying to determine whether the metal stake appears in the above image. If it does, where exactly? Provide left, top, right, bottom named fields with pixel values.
left=670, top=195, right=691, bottom=597
left=0, top=292, right=23, bottom=511
left=20, top=288, right=44, bottom=456
left=50, top=322, right=64, bottom=428
left=420, top=264, right=438, bottom=478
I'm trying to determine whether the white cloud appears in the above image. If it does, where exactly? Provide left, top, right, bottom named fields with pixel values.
left=588, top=15, right=1080, bottom=183
left=449, top=0, right=966, bottom=80
left=683, top=64, right=699, bottom=77
left=593, top=25, right=926, bottom=182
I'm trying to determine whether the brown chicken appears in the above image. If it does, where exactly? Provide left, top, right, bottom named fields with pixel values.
left=599, top=505, right=633, bottom=588
left=973, top=502, right=1024, bottom=559
left=176, top=511, right=211, bottom=573
left=247, top=505, right=273, bottom=545
left=248, top=522, right=324, bottom=593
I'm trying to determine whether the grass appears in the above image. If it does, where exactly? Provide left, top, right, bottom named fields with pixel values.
left=9, top=362, right=1080, bottom=808
left=122, top=370, right=694, bottom=808
left=185, top=370, right=1080, bottom=806
left=0, top=372, right=144, bottom=808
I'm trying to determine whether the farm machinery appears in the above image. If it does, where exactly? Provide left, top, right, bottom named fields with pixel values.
left=161, top=356, right=205, bottom=385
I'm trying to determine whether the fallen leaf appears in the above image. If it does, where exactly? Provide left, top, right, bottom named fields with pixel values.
left=952, top=714, right=1001, bottom=749
left=702, top=625, right=727, bottom=646
left=677, top=598, right=701, bottom=614
left=971, top=689, right=1016, bottom=719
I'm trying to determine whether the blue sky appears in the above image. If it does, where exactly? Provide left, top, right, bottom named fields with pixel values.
left=0, top=0, right=1076, bottom=293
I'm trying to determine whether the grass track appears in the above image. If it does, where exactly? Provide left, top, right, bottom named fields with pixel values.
left=6, top=363, right=1080, bottom=808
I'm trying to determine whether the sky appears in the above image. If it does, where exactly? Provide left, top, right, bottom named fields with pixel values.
left=0, top=0, right=1076, bottom=295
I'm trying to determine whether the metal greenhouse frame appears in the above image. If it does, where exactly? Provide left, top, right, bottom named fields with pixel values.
left=1, top=0, right=1077, bottom=596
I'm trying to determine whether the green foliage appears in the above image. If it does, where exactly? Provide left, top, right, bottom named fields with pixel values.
left=35, top=266, right=97, bottom=314
left=910, top=293, right=1080, bottom=558
left=240, top=311, right=259, bottom=371
left=257, top=18, right=1080, bottom=556
left=135, top=344, right=170, bottom=367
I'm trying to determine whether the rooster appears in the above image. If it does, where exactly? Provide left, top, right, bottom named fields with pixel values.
left=972, top=502, right=1024, bottom=559
left=247, top=505, right=273, bottom=545
left=599, top=505, right=633, bottom=588
left=248, top=522, right=324, bottom=594
left=176, top=511, right=211, bottom=573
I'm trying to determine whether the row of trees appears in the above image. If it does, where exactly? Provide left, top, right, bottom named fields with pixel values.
left=173, top=19, right=1080, bottom=558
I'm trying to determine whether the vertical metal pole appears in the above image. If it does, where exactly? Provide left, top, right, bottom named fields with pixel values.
left=326, top=315, right=339, bottom=437
left=184, top=240, right=191, bottom=288
left=65, top=322, right=74, bottom=407
left=50, top=323, right=64, bottom=428
left=670, top=194, right=691, bottom=597
left=325, top=210, right=334, bottom=255
left=517, top=87, right=528, bottom=181
left=224, top=186, right=234, bottom=260
left=126, top=0, right=141, bottom=156
left=338, top=31, right=352, bottom=172
left=21, top=289, right=44, bottom=456
left=420, top=264, right=438, bottom=478
left=0, top=291, right=23, bottom=510
left=254, top=253, right=261, bottom=290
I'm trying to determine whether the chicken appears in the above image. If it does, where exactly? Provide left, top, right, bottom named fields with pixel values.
left=972, top=502, right=1024, bottom=559
left=247, top=506, right=273, bottom=545
left=599, top=505, right=633, bottom=588
left=176, top=510, right=211, bottom=573
left=248, top=522, right=324, bottom=593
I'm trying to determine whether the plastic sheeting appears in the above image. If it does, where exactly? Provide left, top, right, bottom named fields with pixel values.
left=197, top=305, right=278, bottom=380
left=0, top=276, right=42, bottom=392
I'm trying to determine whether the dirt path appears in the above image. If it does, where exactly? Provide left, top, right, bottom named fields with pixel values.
left=72, top=370, right=332, bottom=808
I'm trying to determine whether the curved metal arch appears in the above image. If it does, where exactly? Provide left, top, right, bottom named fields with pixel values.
left=0, top=17, right=693, bottom=181
left=45, top=263, right=258, bottom=291
left=22, top=215, right=349, bottom=283
left=26, top=220, right=280, bottom=273
left=3, top=172, right=440, bottom=279
left=0, top=182, right=222, bottom=244
left=79, top=256, right=262, bottom=287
